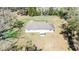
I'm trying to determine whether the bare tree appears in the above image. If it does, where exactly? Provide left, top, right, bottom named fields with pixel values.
left=0, top=7, right=17, bottom=32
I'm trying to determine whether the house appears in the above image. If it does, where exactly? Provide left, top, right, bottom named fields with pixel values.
left=25, top=22, right=55, bottom=36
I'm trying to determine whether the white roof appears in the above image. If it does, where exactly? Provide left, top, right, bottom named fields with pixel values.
left=25, top=22, right=54, bottom=30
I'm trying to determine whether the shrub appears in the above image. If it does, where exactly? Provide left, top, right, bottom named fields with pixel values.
left=13, top=20, right=24, bottom=28
left=68, top=19, right=78, bottom=31
left=17, top=9, right=28, bottom=15
left=2, top=28, right=19, bottom=39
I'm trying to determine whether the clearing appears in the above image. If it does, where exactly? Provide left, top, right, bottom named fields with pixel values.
left=16, top=16, right=69, bottom=51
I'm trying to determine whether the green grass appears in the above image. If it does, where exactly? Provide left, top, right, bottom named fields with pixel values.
left=18, top=18, right=29, bottom=24
left=17, top=16, right=58, bottom=24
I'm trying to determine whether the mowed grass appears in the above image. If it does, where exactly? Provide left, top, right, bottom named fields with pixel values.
left=16, top=16, right=68, bottom=51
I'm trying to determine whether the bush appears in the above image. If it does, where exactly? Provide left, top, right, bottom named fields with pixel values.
left=2, top=28, right=19, bottom=39
left=13, top=20, right=24, bottom=28
left=17, top=9, right=28, bottom=16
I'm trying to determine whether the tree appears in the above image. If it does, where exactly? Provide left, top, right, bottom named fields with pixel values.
left=28, top=7, right=38, bottom=16
left=0, top=8, right=16, bottom=31
left=0, top=8, right=18, bottom=39
left=48, top=7, right=53, bottom=15
left=61, top=17, right=79, bottom=51
left=67, top=19, right=79, bottom=32
left=17, top=8, right=28, bottom=15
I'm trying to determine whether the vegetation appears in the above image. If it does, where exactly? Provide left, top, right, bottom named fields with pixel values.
left=0, top=7, right=79, bottom=51
left=28, top=7, right=40, bottom=16
left=48, top=8, right=57, bottom=15
left=6, top=40, right=42, bottom=51
left=0, top=8, right=25, bottom=39
left=61, top=17, right=79, bottom=51
left=2, top=28, right=19, bottom=39
left=13, top=20, right=24, bottom=28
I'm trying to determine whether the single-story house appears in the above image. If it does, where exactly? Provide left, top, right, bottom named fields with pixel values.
left=24, top=22, right=55, bottom=36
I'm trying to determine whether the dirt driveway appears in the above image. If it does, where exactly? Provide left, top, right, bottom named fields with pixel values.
left=30, top=32, right=68, bottom=51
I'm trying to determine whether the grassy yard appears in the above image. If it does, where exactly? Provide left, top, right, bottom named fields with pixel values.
left=15, top=16, right=69, bottom=51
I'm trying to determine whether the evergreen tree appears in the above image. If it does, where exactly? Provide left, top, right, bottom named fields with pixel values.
left=28, top=7, right=38, bottom=16
left=48, top=7, right=53, bottom=15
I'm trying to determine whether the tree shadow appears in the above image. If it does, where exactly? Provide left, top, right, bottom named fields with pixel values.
left=67, top=35, right=76, bottom=51
left=60, top=28, right=76, bottom=51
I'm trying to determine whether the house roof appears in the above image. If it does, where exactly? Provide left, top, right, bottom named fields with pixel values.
left=25, top=22, right=54, bottom=30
